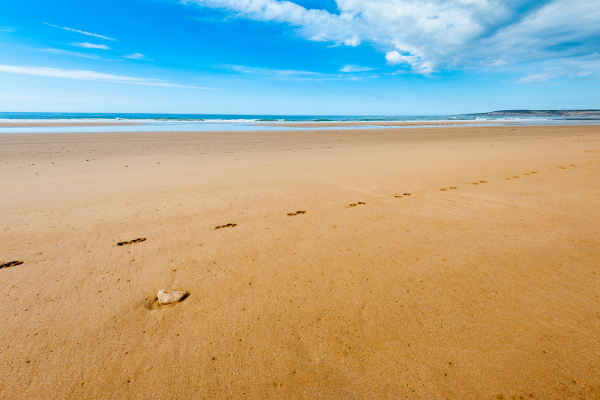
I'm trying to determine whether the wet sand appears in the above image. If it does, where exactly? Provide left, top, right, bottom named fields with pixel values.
left=1, top=125, right=600, bottom=399
left=255, top=120, right=513, bottom=128
left=0, top=122, right=143, bottom=127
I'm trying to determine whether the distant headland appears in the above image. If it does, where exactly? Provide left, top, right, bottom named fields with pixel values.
left=468, top=109, right=600, bottom=117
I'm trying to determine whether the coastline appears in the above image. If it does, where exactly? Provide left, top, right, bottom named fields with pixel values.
left=0, top=120, right=501, bottom=129
left=254, top=120, right=516, bottom=128
left=0, top=122, right=144, bottom=127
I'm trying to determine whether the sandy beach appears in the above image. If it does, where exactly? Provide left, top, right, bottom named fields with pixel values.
left=1, top=124, right=599, bottom=399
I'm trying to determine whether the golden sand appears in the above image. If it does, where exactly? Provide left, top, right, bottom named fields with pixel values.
left=1, top=125, right=599, bottom=399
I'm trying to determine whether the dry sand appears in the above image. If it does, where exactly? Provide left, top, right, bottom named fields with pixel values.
left=1, top=125, right=600, bottom=399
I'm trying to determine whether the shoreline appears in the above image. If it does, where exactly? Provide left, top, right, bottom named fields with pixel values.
left=254, top=120, right=517, bottom=128
left=2, top=120, right=597, bottom=136
left=0, top=122, right=144, bottom=127
left=0, top=121, right=598, bottom=138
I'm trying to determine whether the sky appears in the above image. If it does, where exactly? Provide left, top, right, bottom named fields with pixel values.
left=0, top=0, right=599, bottom=115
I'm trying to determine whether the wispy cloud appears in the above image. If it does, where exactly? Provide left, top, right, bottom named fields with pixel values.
left=224, top=64, right=379, bottom=81
left=339, top=65, right=376, bottom=73
left=0, top=27, right=17, bottom=33
left=72, top=42, right=111, bottom=50
left=43, top=22, right=116, bottom=41
left=514, top=54, right=600, bottom=84
left=516, top=72, right=555, bottom=84
left=226, top=64, right=323, bottom=77
left=43, top=48, right=102, bottom=60
left=0, top=64, right=214, bottom=89
left=124, top=53, right=147, bottom=60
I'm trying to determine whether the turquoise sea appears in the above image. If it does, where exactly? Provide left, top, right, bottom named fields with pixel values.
left=0, top=112, right=492, bottom=122
left=0, top=112, right=593, bottom=134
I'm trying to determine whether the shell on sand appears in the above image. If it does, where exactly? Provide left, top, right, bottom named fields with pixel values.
left=157, top=289, right=187, bottom=305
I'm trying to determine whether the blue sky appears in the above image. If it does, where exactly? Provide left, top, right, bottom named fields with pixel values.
left=0, top=0, right=598, bottom=115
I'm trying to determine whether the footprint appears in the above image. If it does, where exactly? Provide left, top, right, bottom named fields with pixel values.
left=215, top=223, right=237, bottom=229
left=1, top=261, right=24, bottom=269
left=287, top=211, right=306, bottom=216
left=506, top=178, right=511, bottom=180
left=558, top=166, right=567, bottom=169
left=480, top=181, right=488, bottom=183
left=513, top=176, right=520, bottom=178
left=403, top=193, right=412, bottom=196
left=348, top=202, right=366, bottom=207
left=472, top=182, right=479, bottom=185
left=450, top=187, right=458, bottom=189
left=524, top=173, right=530, bottom=175
left=531, top=172, right=538, bottom=174
left=440, top=188, right=448, bottom=191
left=394, top=195, right=403, bottom=198
left=570, top=164, right=577, bottom=166
left=117, top=238, right=147, bottom=246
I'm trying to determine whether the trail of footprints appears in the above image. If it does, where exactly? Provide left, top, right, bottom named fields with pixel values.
left=440, top=181, right=488, bottom=191
left=3, top=161, right=596, bottom=272
left=287, top=211, right=306, bottom=216
left=348, top=202, right=367, bottom=207
left=507, top=172, right=537, bottom=180
left=214, top=223, right=237, bottom=230
left=117, top=238, right=147, bottom=246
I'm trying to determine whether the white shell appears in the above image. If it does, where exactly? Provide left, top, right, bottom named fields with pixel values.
left=157, top=289, right=187, bottom=305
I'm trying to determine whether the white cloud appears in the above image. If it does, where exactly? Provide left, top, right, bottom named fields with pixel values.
left=385, top=51, right=418, bottom=66
left=562, top=56, right=600, bottom=79
left=385, top=51, right=433, bottom=73
left=185, top=0, right=359, bottom=46
left=72, top=42, right=110, bottom=50
left=43, top=48, right=102, bottom=60
left=0, top=64, right=213, bottom=89
left=516, top=72, right=555, bottom=84
left=339, top=65, right=375, bottom=72
left=185, top=0, right=600, bottom=74
left=43, top=22, right=116, bottom=41
left=513, top=54, right=600, bottom=83
left=226, top=64, right=323, bottom=77
left=309, top=33, right=328, bottom=42
left=478, top=1, right=600, bottom=66
left=224, top=64, right=379, bottom=81
left=0, top=27, right=17, bottom=33
left=124, top=53, right=146, bottom=60
left=343, top=35, right=361, bottom=47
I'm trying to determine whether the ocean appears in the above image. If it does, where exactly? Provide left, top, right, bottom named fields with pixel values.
left=0, top=112, right=589, bottom=134
left=0, top=111, right=494, bottom=122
